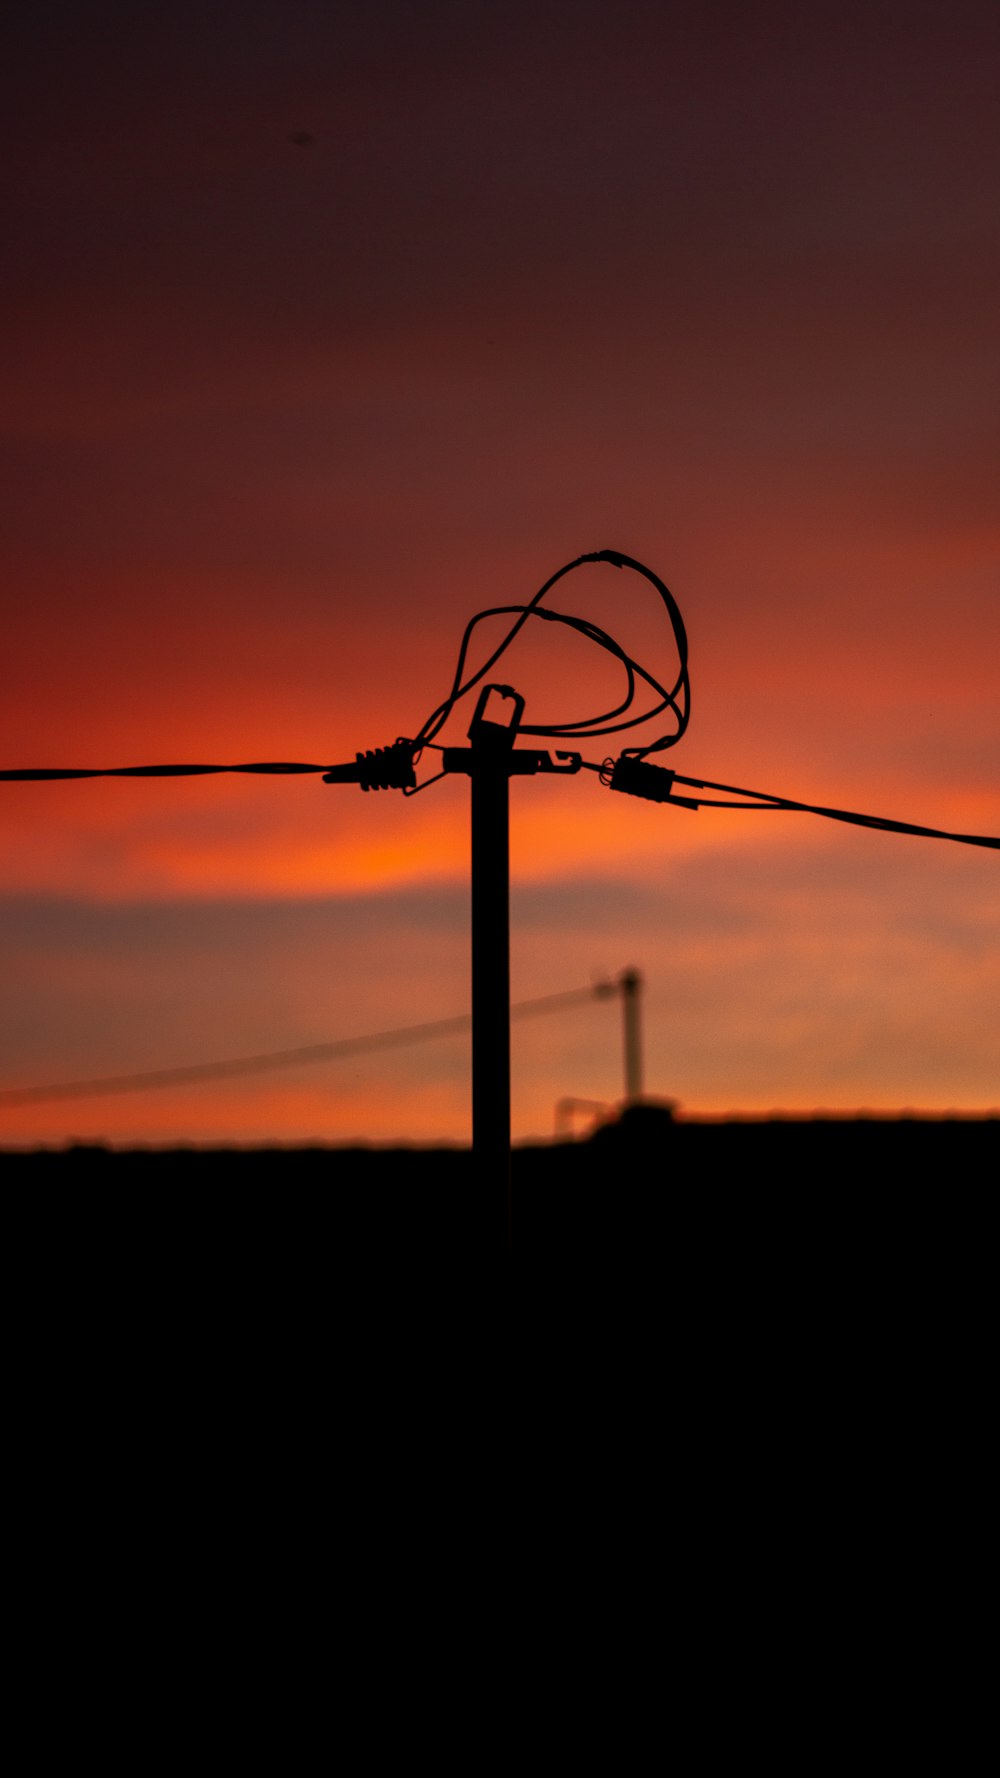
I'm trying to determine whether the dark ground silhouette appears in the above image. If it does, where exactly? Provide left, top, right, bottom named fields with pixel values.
left=6, top=1103, right=996, bottom=1269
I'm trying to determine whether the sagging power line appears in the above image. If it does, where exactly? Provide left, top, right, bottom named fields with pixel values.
left=0, top=982, right=622, bottom=1108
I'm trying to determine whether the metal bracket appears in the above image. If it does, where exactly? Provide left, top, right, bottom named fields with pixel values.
left=442, top=747, right=582, bottom=777
left=468, top=684, right=525, bottom=747
left=437, top=683, right=582, bottom=777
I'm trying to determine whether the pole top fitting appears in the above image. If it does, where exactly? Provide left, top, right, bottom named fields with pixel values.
left=468, top=684, right=525, bottom=751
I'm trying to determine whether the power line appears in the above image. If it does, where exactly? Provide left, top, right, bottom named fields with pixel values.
left=3, top=547, right=997, bottom=1200
left=605, top=758, right=1000, bottom=851
left=7, top=749, right=998, bottom=850
left=0, top=762, right=333, bottom=781
left=4, top=548, right=997, bottom=849
left=411, top=548, right=690, bottom=761
left=1, top=552, right=689, bottom=791
left=0, top=984, right=606, bottom=1109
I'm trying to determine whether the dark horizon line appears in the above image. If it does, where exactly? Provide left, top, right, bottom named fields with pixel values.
left=4, top=1103, right=998, bottom=1159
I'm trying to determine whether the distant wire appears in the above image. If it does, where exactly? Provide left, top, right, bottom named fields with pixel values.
left=0, top=984, right=606, bottom=1109
left=411, top=549, right=690, bottom=764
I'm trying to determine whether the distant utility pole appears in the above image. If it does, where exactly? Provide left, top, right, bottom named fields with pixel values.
left=587, top=967, right=646, bottom=1109
left=619, top=967, right=644, bottom=1101
left=553, top=969, right=647, bottom=1134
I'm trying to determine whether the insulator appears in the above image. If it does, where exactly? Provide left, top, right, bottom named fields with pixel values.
left=356, top=741, right=416, bottom=792
left=607, top=756, right=701, bottom=808
left=609, top=757, right=678, bottom=802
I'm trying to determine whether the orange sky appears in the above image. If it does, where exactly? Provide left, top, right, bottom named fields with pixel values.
left=2, top=1, right=999, bottom=1144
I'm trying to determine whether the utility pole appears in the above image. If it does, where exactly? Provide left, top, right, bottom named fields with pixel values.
left=443, top=685, right=580, bottom=1250
left=619, top=967, right=643, bottom=1102
left=468, top=687, right=521, bottom=1242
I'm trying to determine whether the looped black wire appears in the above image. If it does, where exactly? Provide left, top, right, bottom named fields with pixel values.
left=412, top=549, right=690, bottom=759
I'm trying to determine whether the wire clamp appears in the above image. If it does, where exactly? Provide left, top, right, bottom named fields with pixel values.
left=607, top=756, right=700, bottom=807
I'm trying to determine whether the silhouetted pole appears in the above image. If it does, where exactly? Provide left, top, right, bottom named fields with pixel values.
left=620, top=967, right=643, bottom=1101
left=468, top=687, right=524, bottom=1245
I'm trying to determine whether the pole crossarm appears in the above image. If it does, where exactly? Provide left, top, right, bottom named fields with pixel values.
left=441, top=747, right=582, bottom=777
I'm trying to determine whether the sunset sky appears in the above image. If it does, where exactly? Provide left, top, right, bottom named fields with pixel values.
left=2, top=0, right=998, bottom=1144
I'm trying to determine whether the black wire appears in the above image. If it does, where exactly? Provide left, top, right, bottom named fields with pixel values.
left=0, top=762, right=332, bottom=781
left=412, top=549, right=690, bottom=758
left=669, top=772, right=1000, bottom=852
left=7, top=550, right=993, bottom=856
left=0, top=985, right=605, bottom=1108
left=2, top=552, right=688, bottom=788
